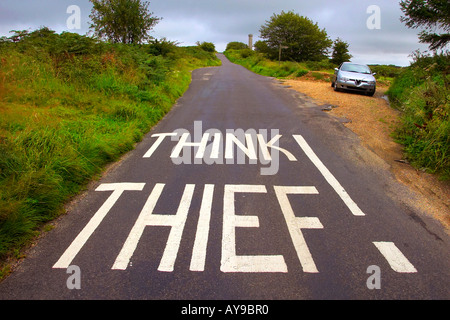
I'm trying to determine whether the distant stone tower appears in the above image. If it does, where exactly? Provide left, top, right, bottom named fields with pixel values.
left=248, top=34, right=253, bottom=50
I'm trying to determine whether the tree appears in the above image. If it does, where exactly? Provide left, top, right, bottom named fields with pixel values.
left=89, top=0, right=161, bottom=44
left=400, top=0, right=450, bottom=50
left=252, top=40, right=277, bottom=58
left=9, top=30, right=30, bottom=42
left=259, top=11, right=332, bottom=62
left=330, top=38, right=352, bottom=65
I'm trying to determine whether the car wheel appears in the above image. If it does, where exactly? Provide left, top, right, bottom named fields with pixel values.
left=367, top=90, right=375, bottom=96
left=333, top=81, right=340, bottom=92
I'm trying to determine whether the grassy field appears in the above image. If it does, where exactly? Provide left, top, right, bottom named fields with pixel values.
left=0, top=28, right=220, bottom=272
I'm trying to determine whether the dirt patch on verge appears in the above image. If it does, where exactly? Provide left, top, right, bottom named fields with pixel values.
left=283, top=78, right=450, bottom=230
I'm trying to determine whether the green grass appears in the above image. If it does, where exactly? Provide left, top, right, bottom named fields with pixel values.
left=224, top=49, right=335, bottom=79
left=387, top=53, right=449, bottom=180
left=224, top=49, right=397, bottom=86
left=0, top=28, right=220, bottom=269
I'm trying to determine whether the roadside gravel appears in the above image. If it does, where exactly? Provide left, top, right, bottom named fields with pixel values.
left=283, top=77, right=449, bottom=231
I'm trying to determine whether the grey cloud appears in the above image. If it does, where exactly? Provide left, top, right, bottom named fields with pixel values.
left=0, top=0, right=429, bottom=66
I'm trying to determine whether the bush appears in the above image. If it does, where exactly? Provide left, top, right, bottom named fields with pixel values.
left=197, top=41, right=215, bottom=53
left=147, top=38, right=178, bottom=57
left=295, top=69, right=308, bottom=77
left=369, top=64, right=403, bottom=78
left=305, top=59, right=336, bottom=71
left=140, top=55, right=170, bottom=84
left=240, top=49, right=255, bottom=59
left=226, top=42, right=248, bottom=51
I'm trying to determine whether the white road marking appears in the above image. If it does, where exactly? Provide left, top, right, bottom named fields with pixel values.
left=373, top=242, right=418, bottom=273
left=112, top=184, right=195, bottom=272
left=53, top=180, right=420, bottom=277
left=209, top=132, right=222, bottom=159
left=257, top=134, right=297, bottom=161
left=170, top=132, right=210, bottom=159
left=202, top=73, right=213, bottom=80
left=143, top=133, right=177, bottom=158
left=274, top=186, right=323, bottom=273
left=158, top=184, right=195, bottom=272
left=221, top=185, right=288, bottom=273
left=293, top=135, right=365, bottom=216
left=190, top=184, right=214, bottom=272
left=53, top=183, right=145, bottom=269
left=112, top=183, right=164, bottom=270
left=225, top=133, right=258, bottom=161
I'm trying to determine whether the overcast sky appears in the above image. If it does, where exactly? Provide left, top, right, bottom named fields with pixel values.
left=0, top=0, right=431, bottom=66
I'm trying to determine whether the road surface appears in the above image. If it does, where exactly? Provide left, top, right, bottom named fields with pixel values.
left=0, top=54, right=448, bottom=303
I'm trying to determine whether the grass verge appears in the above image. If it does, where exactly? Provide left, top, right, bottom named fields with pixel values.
left=224, top=48, right=331, bottom=79
left=223, top=48, right=398, bottom=86
left=387, top=52, right=449, bottom=180
left=0, top=28, right=220, bottom=275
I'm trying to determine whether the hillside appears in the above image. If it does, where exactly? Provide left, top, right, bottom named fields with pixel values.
left=0, top=27, right=220, bottom=269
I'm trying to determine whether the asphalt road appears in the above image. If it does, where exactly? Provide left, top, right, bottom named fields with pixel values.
left=0, top=53, right=448, bottom=302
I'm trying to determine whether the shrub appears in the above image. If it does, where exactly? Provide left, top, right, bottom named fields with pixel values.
left=147, top=38, right=178, bottom=57
left=369, top=64, right=403, bottom=78
left=295, top=69, right=308, bottom=77
left=197, top=41, right=215, bottom=53
left=305, top=59, right=336, bottom=71
left=226, top=42, right=248, bottom=51
left=240, top=49, right=255, bottom=59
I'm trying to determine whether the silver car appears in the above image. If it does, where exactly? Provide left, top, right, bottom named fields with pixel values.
left=332, top=62, right=376, bottom=96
